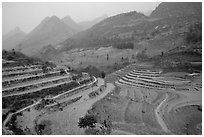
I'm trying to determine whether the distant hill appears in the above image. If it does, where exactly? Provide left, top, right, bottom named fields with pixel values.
left=12, top=2, right=202, bottom=59
left=2, top=49, right=45, bottom=67
left=36, top=44, right=59, bottom=61
left=151, top=2, right=202, bottom=18
left=62, top=16, right=81, bottom=32
left=78, top=14, right=108, bottom=30
left=62, top=11, right=146, bottom=50
left=16, top=16, right=77, bottom=56
left=2, top=27, right=26, bottom=50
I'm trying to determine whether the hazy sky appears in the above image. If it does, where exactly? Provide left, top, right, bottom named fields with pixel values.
left=3, top=2, right=160, bottom=34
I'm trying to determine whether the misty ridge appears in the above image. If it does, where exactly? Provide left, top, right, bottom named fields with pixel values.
left=2, top=2, right=202, bottom=135
left=2, top=2, right=202, bottom=59
left=2, top=14, right=108, bottom=53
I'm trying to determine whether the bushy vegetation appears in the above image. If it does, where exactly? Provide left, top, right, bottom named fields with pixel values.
left=3, top=69, right=42, bottom=78
left=112, top=42, right=134, bottom=49
left=5, top=114, right=24, bottom=135
left=136, top=48, right=149, bottom=61
left=2, top=81, right=80, bottom=111
left=2, top=49, right=56, bottom=68
left=185, top=22, right=202, bottom=44
left=2, top=50, right=42, bottom=67
left=3, top=71, right=61, bottom=87
left=78, top=114, right=112, bottom=135
left=73, top=65, right=102, bottom=78
left=3, top=49, right=26, bottom=61
left=101, top=71, right=106, bottom=78
left=151, top=51, right=202, bottom=73
left=78, top=114, right=98, bottom=129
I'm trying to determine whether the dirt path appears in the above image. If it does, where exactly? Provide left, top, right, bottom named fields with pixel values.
left=3, top=100, right=41, bottom=128
left=165, top=88, right=202, bottom=113
left=4, top=77, right=97, bottom=132
left=37, top=79, right=115, bottom=134
left=52, top=76, right=97, bottom=100
left=155, top=93, right=171, bottom=133
left=155, top=86, right=201, bottom=134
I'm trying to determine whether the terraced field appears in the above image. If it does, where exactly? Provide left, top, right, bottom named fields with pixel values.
left=89, top=63, right=202, bottom=135
left=2, top=59, right=202, bottom=135
left=2, top=58, right=118, bottom=135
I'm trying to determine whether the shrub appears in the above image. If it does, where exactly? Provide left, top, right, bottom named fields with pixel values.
left=78, top=114, right=97, bottom=129
left=112, top=42, right=134, bottom=49
left=185, top=22, right=202, bottom=44
left=136, top=49, right=149, bottom=61
left=101, top=71, right=106, bottom=78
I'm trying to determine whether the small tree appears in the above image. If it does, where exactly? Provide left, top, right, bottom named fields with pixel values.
left=132, top=54, right=135, bottom=59
left=78, top=114, right=97, bottom=129
left=185, top=22, right=202, bottom=44
left=161, top=51, right=164, bottom=57
left=107, top=54, right=109, bottom=61
left=60, top=69, right=66, bottom=74
left=2, top=50, right=7, bottom=54
left=12, top=49, right=16, bottom=55
left=101, top=115, right=112, bottom=135
left=42, top=65, right=48, bottom=73
left=101, top=71, right=106, bottom=78
left=7, top=55, right=14, bottom=61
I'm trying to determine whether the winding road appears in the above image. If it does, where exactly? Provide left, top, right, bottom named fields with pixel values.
left=155, top=93, right=171, bottom=133
left=3, top=77, right=97, bottom=129
left=36, top=79, right=115, bottom=134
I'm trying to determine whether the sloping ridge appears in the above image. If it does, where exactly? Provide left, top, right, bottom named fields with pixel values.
left=60, top=2, right=201, bottom=53
left=3, top=27, right=26, bottom=50
left=151, top=2, right=202, bottom=18
left=17, top=16, right=76, bottom=56
left=62, top=16, right=81, bottom=32
left=62, top=11, right=146, bottom=49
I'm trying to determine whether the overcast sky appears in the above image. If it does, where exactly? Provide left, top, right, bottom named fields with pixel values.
left=3, top=2, right=160, bottom=34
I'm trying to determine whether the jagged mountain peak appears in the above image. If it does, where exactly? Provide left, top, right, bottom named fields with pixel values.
left=8, top=26, right=25, bottom=34
left=3, top=26, right=25, bottom=40
left=2, top=26, right=26, bottom=50
left=61, top=15, right=81, bottom=32
left=13, top=26, right=21, bottom=32
left=40, top=16, right=61, bottom=25
left=16, top=15, right=77, bottom=56
left=62, top=15, right=72, bottom=20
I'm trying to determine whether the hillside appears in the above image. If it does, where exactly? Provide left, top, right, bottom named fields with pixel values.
left=2, top=3, right=202, bottom=135
left=15, top=16, right=76, bottom=56
left=62, top=16, right=81, bottom=32
left=3, top=27, right=26, bottom=50
left=151, top=2, right=202, bottom=18
left=62, top=11, right=146, bottom=50
left=60, top=2, right=201, bottom=57
left=2, top=49, right=46, bottom=68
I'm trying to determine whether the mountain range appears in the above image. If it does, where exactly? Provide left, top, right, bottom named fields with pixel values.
left=3, top=2, right=202, bottom=58
left=15, top=16, right=77, bottom=56
left=60, top=2, right=202, bottom=56
left=3, top=15, right=108, bottom=56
